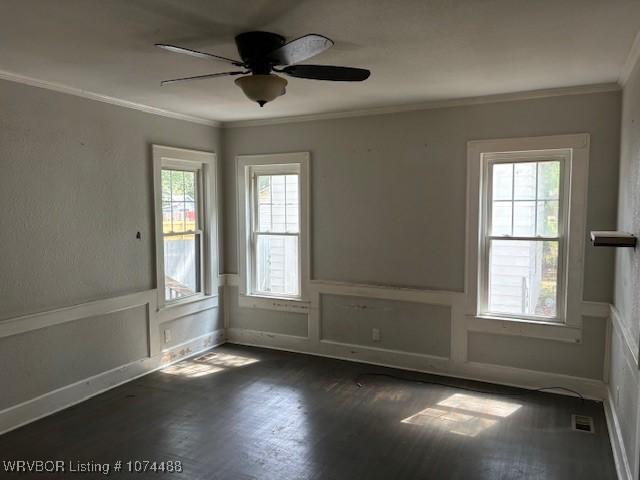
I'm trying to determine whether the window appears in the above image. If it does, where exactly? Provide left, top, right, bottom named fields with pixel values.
left=161, top=168, right=202, bottom=301
left=237, top=153, right=309, bottom=304
left=252, top=170, right=300, bottom=296
left=153, top=145, right=217, bottom=308
left=481, top=155, right=566, bottom=321
left=466, top=134, right=590, bottom=331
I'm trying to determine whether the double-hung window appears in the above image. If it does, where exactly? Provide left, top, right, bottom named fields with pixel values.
left=252, top=167, right=300, bottom=296
left=467, top=134, right=590, bottom=331
left=481, top=154, right=567, bottom=321
left=237, top=153, right=309, bottom=304
left=153, top=145, right=217, bottom=308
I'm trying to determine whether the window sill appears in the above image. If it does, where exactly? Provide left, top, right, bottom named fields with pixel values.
left=157, top=294, right=220, bottom=323
left=467, top=314, right=582, bottom=343
left=238, top=294, right=310, bottom=313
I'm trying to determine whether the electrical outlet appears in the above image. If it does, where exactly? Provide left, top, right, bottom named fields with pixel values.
left=164, top=329, right=172, bottom=344
left=372, top=328, right=381, bottom=342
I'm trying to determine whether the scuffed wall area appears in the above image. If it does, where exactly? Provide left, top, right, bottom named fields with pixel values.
left=160, top=306, right=224, bottom=349
left=320, top=294, right=450, bottom=358
left=467, top=317, right=606, bottom=380
left=228, top=287, right=308, bottom=337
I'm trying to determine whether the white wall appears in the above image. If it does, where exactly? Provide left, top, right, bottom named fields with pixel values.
left=0, top=79, right=224, bottom=430
left=610, top=49, right=640, bottom=479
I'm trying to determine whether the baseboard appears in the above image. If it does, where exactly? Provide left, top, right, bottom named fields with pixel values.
left=226, top=328, right=606, bottom=401
left=0, top=329, right=225, bottom=436
left=604, top=390, right=634, bottom=480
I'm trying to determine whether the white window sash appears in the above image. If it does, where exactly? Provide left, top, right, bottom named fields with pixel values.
left=249, top=169, right=301, bottom=299
left=152, top=145, right=218, bottom=310
left=236, top=152, right=310, bottom=305
left=479, top=155, right=568, bottom=323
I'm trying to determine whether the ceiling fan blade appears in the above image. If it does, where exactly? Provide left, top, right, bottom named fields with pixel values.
left=281, top=65, right=370, bottom=81
left=160, top=71, right=246, bottom=86
left=266, top=34, right=334, bottom=66
left=156, top=43, right=245, bottom=67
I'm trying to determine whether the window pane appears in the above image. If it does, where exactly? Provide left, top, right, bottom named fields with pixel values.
left=491, top=201, right=512, bottom=236
left=492, top=164, right=512, bottom=200
left=513, top=162, right=536, bottom=200
left=184, top=171, right=195, bottom=199
left=255, top=234, right=299, bottom=296
left=162, top=168, right=198, bottom=233
left=536, top=200, right=559, bottom=237
left=255, top=173, right=299, bottom=233
left=286, top=204, right=299, bottom=233
left=271, top=175, right=286, bottom=204
left=488, top=239, right=558, bottom=318
left=162, top=201, right=172, bottom=233
left=258, top=204, right=271, bottom=231
left=285, top=175, right=299, bottom=233
left=184, top=201, right=196, bottom=231
left=272, top=204, right=286, bottom=231
left=258, top=175, right=271, bottom=203
left=171, top=201, right=185, bottom=232
left=537, top=161, right=560, bottom=199
left=171, top=170, right=185, bottom=197
left=513, top=201, right=536, bottom=236
left=164, top=234, right=200, bottom=301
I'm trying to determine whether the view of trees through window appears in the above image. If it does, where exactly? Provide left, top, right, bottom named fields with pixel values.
left=488, top=160, right=561, bottom=318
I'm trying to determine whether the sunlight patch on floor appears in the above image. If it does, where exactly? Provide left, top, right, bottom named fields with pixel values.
left=438, top=393, right=522, bottom=418
left=401, top=393, right=522, bottom=437
left=161, top=352, right=259, bottom=378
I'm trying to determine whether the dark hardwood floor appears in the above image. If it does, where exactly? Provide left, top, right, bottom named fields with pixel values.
left=0, top=344, right=617, bottom=479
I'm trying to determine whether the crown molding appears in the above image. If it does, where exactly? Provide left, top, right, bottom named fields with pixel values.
left=0, top=69, right=221, bottom=127
left=619, top=29, right=640, bottom=87
left=222, top=82, right=620, bottom=128
left=0, top=69, right=621, bottom=129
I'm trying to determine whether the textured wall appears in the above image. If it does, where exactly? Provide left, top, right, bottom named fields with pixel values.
left=614, top=61, right=640, bottom=348
left=612, top=54, right=640, bottom=477
left=0, top=79, right=221, bottom=321
left=222, top=91, right=620, bottom=301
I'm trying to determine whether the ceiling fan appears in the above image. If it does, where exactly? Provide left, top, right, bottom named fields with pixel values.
left=156, top=31, right=371, bottom=107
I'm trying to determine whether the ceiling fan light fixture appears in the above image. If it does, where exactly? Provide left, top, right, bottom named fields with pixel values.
left=234, top=74, right=287, bottom=107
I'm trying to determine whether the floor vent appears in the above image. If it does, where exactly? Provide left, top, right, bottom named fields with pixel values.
left=572, top=414, right=594, bottom=433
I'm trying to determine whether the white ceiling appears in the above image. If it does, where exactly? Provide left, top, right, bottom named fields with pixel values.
left=1, top=0, right=639, bottom=122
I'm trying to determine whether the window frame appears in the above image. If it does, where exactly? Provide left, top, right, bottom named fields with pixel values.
left=479, top=151, right=570, bottom=323
left=466, top=134, right=590, bottom=337
left=152, top=145, right=218, bottom=310
left=237, top=152, right=310, bottom=308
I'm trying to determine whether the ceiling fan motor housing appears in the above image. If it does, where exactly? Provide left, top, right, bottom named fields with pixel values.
left=235, top=31, right=286, bottom=74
